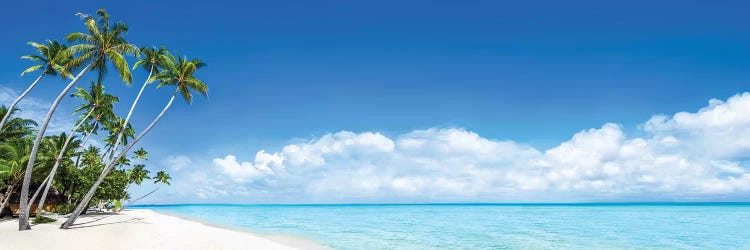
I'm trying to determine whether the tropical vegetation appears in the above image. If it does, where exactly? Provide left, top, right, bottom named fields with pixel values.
left=0, top=8, right=206, bottom=231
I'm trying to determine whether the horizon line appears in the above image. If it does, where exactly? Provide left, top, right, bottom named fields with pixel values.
left=131, top=201, right=750, bottom=207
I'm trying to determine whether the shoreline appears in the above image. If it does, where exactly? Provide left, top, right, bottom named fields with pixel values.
left=0, top=209, right=325, bottom=250
left=146, top=209, right=328, bottom=250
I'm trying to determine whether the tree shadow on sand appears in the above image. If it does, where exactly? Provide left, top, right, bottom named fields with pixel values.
left=66, top=217, right=147, bottom=229
left=59, top=211, right=150, bottom=229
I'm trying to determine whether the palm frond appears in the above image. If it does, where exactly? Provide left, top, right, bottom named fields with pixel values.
left=20, top=55, right=44, bottom=62
left=20, top=65, right=43, bottom=76
left=107, top=51, right=132, bottom=84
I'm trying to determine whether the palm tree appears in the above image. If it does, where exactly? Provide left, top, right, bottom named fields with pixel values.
left=115, top=155, right=131, bottom=167
left=19, top=9, right=138, bottom=230
left=153, top=171, right=171, bottom=185
left=128, top=164, right=151, bottom=186
left=0, top=144, right=23, bottom=217
left=0, top=140, right=34, bottom=216
left=123, top=164, right=149, bottom=195
left=72, top=81, right=119, bottom=132
left=0, top=108, right=35, bottom=217
left=108, top=46, right=168, bottom=162
left=61, top=52, right=207, bottom=229
left=72, top=82, right=118, bottom=171
left=29, top=133, right=81, bottom=214
left=70, top=81, right=118, bottom=164
left=0, top=40, right=72, bottom=133
left=123, top=169, right=170, bottom=209
left=133, top=148, right=148, bottom=161
left=0, top=107, right=37, bottom=143
left=102, top=117, right=134, bottom=160
left=77, top=121, right=98, bottom=148
left=80, top=146, right=102, bottom=169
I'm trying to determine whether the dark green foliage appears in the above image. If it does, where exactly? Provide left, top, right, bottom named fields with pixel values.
left=0, top=106, right=36, bottom=144
left=55, top=204, right=76, bottom=215
left=0, top=9, right=202, bottom=229
left=32, top=215, right=57, bottom=224
left=0, top=105, right=154, bottom=214
left=94, top=169, right=128, bottom=204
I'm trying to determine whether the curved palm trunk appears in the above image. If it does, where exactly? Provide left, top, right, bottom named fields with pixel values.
left=26, top=173, right=52, bottom=214
left=108, top=67, right=153, bottom=163
left=74, top=119, right=98, bottom=169
left=124, top=187, right=159, bottom=209
left=19, top=64, right=90, bottom=231
left=61, top=89, right=177, bottom=229
left=80, top=120, right=98, bottom=149
left=36, top=108, right=94, bottom=213
left=122, top=182, right=131, bottom=196
left=0, top=72, right=46, bottom=132
left=0, top=181, right=17, bottom=218
left=102, top=145, right=113, bottom=160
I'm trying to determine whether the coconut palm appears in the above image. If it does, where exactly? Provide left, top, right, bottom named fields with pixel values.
left=0, top=140, right=34, bottom=217
left=123, top=168, right=169, bottom=209
left=128, top=164, right=150, bottom=186
left=122, top=164, right=150, bottom=199
left=0, top=107, right=37, bottom=143
left=30, top=81, right=118, bottom=214
left=0, top=144, right=23, bottom=217
left=0, top=40, right=72, bottom=133
left=71, top=81, right=119, bottom=159
left=77, top=121, right=97, bottom=146
left=108, top=46, right=168, bottom=163
left=0, top=109, right=35, bottom=217
left=152, top=171, right=171, bottom=185
left=72, top=121, right=99, bottom=170
left=80, top=146, right=102, bottom=168
left=61, top=52, right=207, bottom=229
left=102, top=117, right=134, bottom=160
left=113, top=163, right=150, bottom=212
left=30, top=133, right=82, bottom=213
left=72, top=81, right=119, bottom=129
left=19, top=8, right=138, bottom=230
left=133, top=148, right=148, bottom=161
left=115, top=156, right=131, bottom=168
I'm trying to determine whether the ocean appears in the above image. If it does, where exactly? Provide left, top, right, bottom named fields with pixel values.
left=134, top=203, right=750, bottom=249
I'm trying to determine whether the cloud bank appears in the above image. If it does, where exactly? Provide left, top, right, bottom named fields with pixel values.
left=179, top=93, right=750, bottom=203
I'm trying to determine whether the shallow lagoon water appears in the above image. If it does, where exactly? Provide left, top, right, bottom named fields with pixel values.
left=135, top=203, right=750, bottom=249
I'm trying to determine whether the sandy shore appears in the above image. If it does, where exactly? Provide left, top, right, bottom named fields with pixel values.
left=0, top=209, right=324, bottom=250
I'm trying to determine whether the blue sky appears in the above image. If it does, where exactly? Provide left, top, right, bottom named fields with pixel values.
left=2, top=1, right=750, bottom=203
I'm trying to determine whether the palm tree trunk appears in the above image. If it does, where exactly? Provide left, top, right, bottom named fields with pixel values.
left=0, top=182, right=15, bottom=218
left=124, top=187, right=159, bottom=208
left=19, top=64, right=91, bottom=231
left=80, top=119, right=98, bottom=149
left=122, top=183, right=131, bottom=197
left=26, top=173, right=52, bottom=214
left=74, top=119, right=98, bottom=169
left=67, top=181, right=76, bottom=204
left=108, top=67, right=153, bottom=163
left=35, top=108, right=95, bottom=213
left=0, top=72, right=45, bottom=132
left=102, top=145, right=112, bottom=160
left=61, top=89, right=178, bottom=229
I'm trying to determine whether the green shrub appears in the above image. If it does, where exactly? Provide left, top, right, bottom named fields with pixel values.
left=113, top=200, right=122, bottom=211
left=55, top=204, right=76, bottom=215
left=32, top=215, right=57, bottom=224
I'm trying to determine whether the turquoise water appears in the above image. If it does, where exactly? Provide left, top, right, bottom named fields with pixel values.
left=134, top=203, right=750, bottom=249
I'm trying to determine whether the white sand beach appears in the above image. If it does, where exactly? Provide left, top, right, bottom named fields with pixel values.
left=0, top=209, right=323, bottom=250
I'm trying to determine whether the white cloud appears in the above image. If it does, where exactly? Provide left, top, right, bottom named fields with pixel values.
left=644, top=93, right=750, bottom=159
left=185, top=93, right=750, bottom=202
left=163, top=155, right=193, bottom=171
left=213, top=151, right=283, bottom=183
